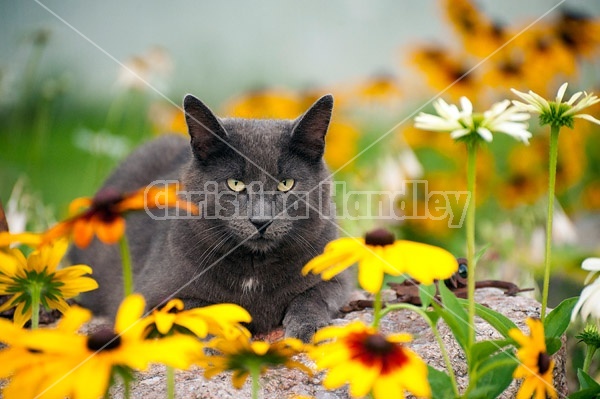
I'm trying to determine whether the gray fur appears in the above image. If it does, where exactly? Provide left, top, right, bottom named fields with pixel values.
left=72, top=94, right=352, bottom=342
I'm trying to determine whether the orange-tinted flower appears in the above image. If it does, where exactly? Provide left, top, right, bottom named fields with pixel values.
left=348, top=73, right=403, bottom=108
left=553, top=8, right=600, bottom=58
left=223, top=88, right=302, bottom=119
left=323, top=118, right=360, bottom=171
left=310, top=321, right=430, bottom=399
left=43, top=184, right=198, bottom=248
left=410, top=46, right=482, bottom=101
left=443, top=0, right=508, bottom=58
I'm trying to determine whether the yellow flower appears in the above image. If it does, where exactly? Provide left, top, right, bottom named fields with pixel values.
left=349, top=73, right=403, bottom=108
left=310, top=321, right=430, bottom=399
left=324, top=118, right=360, bottom=171
left=442, top=0, right=506, bottom=58
left=200, top=330, right=311, bottom=389
left=410, top=46, right=482, bottom=102
left=223, top=88, right=303, bottom=119
left=146, top=298, right=251, bottom=339
left=553, top=9, right=600, bottom=58
left=0, top=294, right=203, bottom=399
left=509, top=318, right=557, bottom=399
left=0, top=238, right=98, bottom=327
left=302, top=228, right=457, bottom=294
left=43, top=184, right=198, bottom=248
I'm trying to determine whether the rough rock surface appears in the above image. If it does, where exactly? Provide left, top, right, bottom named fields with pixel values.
left=112, top=288, right=566, bottom=398
left=1, top=288, right=567, bottom=398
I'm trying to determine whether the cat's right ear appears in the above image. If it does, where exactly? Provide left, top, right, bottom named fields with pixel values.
left=183, top=94, right=228, bottom=161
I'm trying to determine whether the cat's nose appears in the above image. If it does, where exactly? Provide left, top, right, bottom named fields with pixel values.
left=250, top=218, right=272, bottom=233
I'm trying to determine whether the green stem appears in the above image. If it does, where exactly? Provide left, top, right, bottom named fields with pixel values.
left=583, top=345, right=598, bottom=375
left=583, top=344, right=597, bottom=375
left=30, top=282, right=41, bottom=329
left=167, top=365, right=175, bottom=399
left=541, top=125, right=560, bottom=322
left=380, top=303, right=460, bottom=398
left=119, top=234, right=134, bottom=297
left=123, top=379, right=131, bottom=399
left=372, top=290, right=383, bottom=328
left=466, top=143, right=477, bottom=348
left=250, top=366, right=261, bottom=399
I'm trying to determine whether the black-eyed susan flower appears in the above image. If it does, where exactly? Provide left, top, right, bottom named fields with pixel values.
left=0, top=238, right=97, bottom=327
left=509, top=318, right=557, bottom=399
left=42, top=184, right=198, bottom=248
left=410, top=46, right=482, bottom=101
left=0, top=294, right=203, bottom=399
left=512, top=82, right=600, bottom=129
left=415, top=97, right=532, bottom=144
left=302, top=228, right=457, bottom=294
left=553, top=8, right=600, bottom=59
left=145, top=298, right=251, bottom=339
left=310, top=321, right=430, bottom=399
left=200, top=330, right=311, bottom=392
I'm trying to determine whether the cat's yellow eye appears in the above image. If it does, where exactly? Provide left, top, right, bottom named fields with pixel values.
left=277, top=178, right=295, bottom=192
left=227, top=178, right=246, bottom=192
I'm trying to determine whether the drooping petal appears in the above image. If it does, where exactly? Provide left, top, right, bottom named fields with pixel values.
left=94, top=215, right=126, bottom=245
left=73, top=218, right=94, bottom=248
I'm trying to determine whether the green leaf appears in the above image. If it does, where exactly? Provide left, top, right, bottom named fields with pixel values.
left=466, top=350, right=517, bottom=399
left=457, top=298, right=518, bottom=339
left=425, top=309, right=441, bottom=325
left=546, top=337, right=562, bottom=356
left=469, top=339, right=512, bottom=373
left=545, top=297, right=578, bottom=339
left=436, top=282, right=470, bottom=352
left=578, top=368, right=600, bottom=390
left=428, top=366, right=456, bottom=399
left=474, top=244, right=490, bottom=264
left=419, top=283, right=437, bottom=309
left=568, top=387, right=600, bottom=399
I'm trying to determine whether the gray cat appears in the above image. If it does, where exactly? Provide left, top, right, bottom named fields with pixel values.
left=72, top=94, right=352, bottom=341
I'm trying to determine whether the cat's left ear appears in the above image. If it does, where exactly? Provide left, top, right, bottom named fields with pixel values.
left=290, top=94, right=333, bottom=162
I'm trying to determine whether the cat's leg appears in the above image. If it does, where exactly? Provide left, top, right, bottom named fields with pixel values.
left=283, top=271, right=352, bottom=342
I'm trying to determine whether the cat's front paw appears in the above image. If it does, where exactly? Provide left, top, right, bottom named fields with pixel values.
left=284, top=319, right=328, bottom=343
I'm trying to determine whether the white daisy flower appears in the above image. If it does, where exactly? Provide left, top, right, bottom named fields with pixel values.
left=414, top=97, right=532, bottom=144
left=512, top=82, right=600, bottom=128
left=571, top=258, right=600, bottom=322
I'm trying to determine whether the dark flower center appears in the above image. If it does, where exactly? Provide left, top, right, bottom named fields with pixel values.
left=346, top=331, right=409, bottom=375
left=364, top=228, right=395, bottom=247
left=537, top=352, right=551, bottom=375
left=86, top=329, right=122, bottom=351
left=92, top=187, right=125, bottom=210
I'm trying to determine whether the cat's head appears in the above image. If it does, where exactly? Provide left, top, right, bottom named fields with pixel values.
left=181, top=94, right=335, bottom=253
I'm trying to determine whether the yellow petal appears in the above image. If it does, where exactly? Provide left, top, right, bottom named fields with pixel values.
left=348, top=363, right=380, bottom=398
left=13, top=301, right=32, bottom=328
left=115, top=294, right=146, bottom=336
left=155, top=312, right=177, bottom=335
left=395, top=241, right=458, bottom=285
left=231, top=370, right=250, bottom=389
left=358, top=256, right=385, bottom=294
left=46, top=238, right=69, bottom=272
left=57, top=306, right=92, bottom=333
left=68, top=197, right=93, bottom=216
